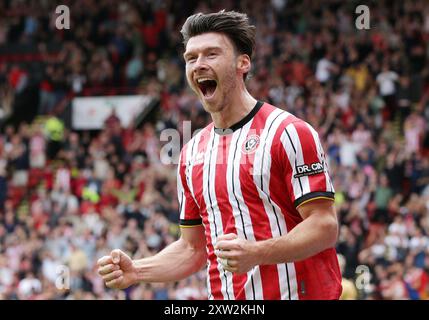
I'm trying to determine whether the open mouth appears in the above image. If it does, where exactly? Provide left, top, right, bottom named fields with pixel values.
left=197, top=78, right=217, bottom=99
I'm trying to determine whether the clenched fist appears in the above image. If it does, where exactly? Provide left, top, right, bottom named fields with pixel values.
left=97, top=249, right=137, bottom=289
left=214, top=233, right=261, bottom=274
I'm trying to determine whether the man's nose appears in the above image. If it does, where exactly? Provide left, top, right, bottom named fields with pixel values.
left=193, top=56, right=209, bottom=72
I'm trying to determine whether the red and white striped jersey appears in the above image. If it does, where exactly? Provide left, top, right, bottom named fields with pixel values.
left=177, top=101, right=342, bottom=300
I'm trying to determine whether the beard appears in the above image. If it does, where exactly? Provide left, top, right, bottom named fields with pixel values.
left=200, top=66, right=237, bottom=114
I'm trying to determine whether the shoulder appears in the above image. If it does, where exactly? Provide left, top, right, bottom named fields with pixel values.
left=284, top=117, right=318, bottom=136
left=282, top=118, right=322, bottom=150
left=265, top=107, right=323, bottom=155
left=261, top=103, right=316, bottom=140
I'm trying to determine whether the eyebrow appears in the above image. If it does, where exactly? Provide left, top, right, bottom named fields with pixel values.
left=183, top=46, right=223, bottom=60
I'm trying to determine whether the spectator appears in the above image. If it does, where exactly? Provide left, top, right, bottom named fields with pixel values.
left=376, top=62, right=399, bottom=121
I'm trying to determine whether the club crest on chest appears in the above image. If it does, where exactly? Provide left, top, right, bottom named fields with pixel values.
left=241, top=134, right=260, bottom=154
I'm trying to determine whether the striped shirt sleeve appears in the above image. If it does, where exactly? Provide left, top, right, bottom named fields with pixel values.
left=177, top=146, right=202, bottom=227
left=279, top=120, right=335, bottom=208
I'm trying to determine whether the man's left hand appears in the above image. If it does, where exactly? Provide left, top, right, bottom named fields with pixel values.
left=214, top=233, right=260, bottom=274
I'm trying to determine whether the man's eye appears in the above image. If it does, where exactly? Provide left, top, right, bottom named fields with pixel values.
left=208, top=53, right=217, bottom=58
left=187, top=57, right=196, bottom=63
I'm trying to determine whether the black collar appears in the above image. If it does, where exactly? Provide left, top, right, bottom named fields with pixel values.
left=214, top=101, right=264, bottom=135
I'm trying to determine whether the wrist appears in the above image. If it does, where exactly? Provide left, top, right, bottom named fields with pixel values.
left=131, top=260, right=143, bottom=283
left=255, top=237, right=283, bottom=266
left=253, top=240, right=269, bottom=266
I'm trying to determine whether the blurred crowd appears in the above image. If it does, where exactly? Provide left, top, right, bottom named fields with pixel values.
left=0, top=0, right=429, bottom=300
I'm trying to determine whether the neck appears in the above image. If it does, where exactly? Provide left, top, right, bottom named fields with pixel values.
left=210, top=88, right=258, bottom=129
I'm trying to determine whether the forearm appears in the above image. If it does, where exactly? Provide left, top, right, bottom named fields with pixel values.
left=255, top=212, right=338, bottom=265
left=132, top=237, right=207, bottom=283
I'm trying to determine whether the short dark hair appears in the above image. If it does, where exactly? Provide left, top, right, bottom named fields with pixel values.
left=180, top=10, right=256, bottom=80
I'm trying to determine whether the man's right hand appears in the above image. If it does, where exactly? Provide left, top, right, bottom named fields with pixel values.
left=97, top=249, right=137, bottom=289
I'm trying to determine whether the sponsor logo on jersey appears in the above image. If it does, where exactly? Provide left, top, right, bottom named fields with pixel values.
left=294, top=161, right=324, bottom=178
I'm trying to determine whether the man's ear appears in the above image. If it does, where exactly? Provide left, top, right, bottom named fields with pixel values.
left=237, top=54, right=251, bottom=75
